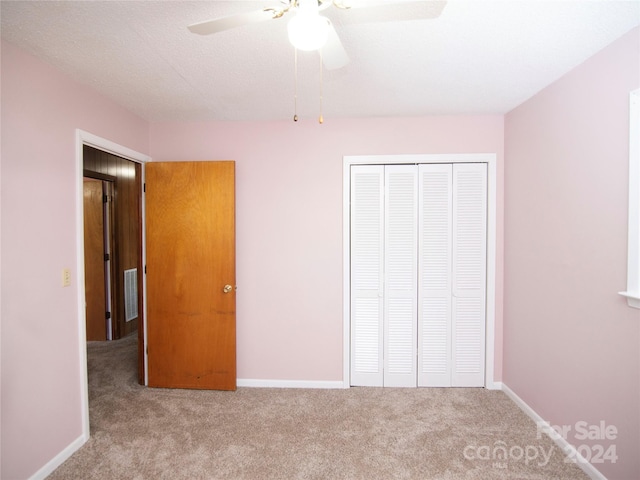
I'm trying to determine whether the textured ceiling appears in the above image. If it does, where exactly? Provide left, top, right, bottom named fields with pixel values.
left=1, top=0, right=639, bottom=122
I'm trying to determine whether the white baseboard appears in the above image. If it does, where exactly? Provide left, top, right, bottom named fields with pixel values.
left=28, top=433, right=88, bottom=480
left=486, top=380, right=503, bottom=390
left=237, top=378, right=346, bottom=389
left=501, top=383, right=607, bottom=480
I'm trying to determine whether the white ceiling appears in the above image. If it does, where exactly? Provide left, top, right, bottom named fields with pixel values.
left=1, top=0, right=639, bottom=122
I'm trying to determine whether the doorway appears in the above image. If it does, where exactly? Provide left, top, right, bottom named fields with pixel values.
left=83, top=145, right=142, bottom=344
left=76, top=130, right=151, bottom=441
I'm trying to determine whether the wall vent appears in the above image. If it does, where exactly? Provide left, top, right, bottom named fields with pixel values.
left=124, top=268, right=138, bottom=322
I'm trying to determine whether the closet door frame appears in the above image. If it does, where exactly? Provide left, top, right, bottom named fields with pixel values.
left=343, top=154, right=499, bottom=389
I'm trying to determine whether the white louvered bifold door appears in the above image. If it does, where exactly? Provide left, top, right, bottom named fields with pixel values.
left=383, top=166, right=418, bottom=387
left=350, top=162, right=486, bottom=388
left=451, top=163, right=487, bottom=387
left=350, top=165, right=384, bottom=386
left=418, top=164, right=453, bottom=387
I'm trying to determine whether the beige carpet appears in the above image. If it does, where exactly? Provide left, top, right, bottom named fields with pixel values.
left=48, top=335, right=588, bottom=479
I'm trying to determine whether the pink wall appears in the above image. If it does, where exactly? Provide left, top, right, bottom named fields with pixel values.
left=504, top=27, right=640, bottom=479
left=149, top=116, right=505, bottom=383
left=1, top=40, right=149, bottom=479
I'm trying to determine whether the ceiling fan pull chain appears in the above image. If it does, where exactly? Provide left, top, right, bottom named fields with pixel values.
left=319, top=49, right=324, bottom=124
left=293, top=47, right=299, bottom=122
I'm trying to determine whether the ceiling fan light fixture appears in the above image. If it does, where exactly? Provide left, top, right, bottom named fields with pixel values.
left=287, top=12, right=330, bottom=51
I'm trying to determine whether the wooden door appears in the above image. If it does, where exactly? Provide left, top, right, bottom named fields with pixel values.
left=146, top=161, right=236, bottom=390
left=83, top=178, right=107, bottom=341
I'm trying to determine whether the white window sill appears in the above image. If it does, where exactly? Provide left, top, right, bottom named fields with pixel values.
left=618, top=291, right=640, bottom=309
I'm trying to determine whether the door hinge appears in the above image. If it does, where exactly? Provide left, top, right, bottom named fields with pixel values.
left=144, top=265, right=147, bottom=274
left=105, top=311, right=111, bottom=320
left=143, top=183, right=146, bottom=193
left=103, top=194, right=109, bottom=203
left=104, top=253, right=110, bottom=261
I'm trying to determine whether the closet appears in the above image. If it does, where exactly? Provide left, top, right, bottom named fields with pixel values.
left=350, top=162, right=487, bottom=388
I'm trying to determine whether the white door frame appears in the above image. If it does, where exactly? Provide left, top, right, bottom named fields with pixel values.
left=75, top=129, right=151, bottom=440
left=343, top=154, right=499, bottom=389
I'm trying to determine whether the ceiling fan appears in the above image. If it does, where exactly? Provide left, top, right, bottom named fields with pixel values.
left=188, top=0, right=447, bottom=71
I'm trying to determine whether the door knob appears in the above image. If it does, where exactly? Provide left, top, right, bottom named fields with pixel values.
left=223, top=284, right=233, bottom=294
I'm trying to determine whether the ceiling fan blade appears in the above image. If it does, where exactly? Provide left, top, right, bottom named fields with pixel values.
left=335, top=0, right=446, bottom=23
left=188, top=9, right=277, bottom=35
left=321, top=22, right=350, bottom=70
